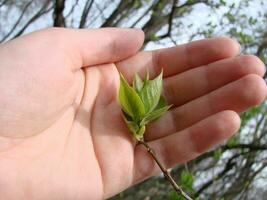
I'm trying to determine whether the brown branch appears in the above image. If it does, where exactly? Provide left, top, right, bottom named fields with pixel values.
left=53, top=0, right=66, bottom=27
left=86, top=1, right=109, bottom=27
left=79, top=0, right=94, bottom=28
left=223, top=148, right=258, bottom=198
left=12, top=1, right=52, bottom=39
left=239, top=162, right=267, bottom=199
left=256, top=37, right=267, bottom=79
left=175, top=0, right=209, bottom=9
left=111, top=1, right=137, bottom=27
left=0, top=0, right=8, bottom=9
left=142, top=0, right=172, bottom=41
left=101, top=0, right=132, bottom=27
left=223, top=144, right=267, bottom=151
left=259, top=116, right=267, bottom=140
left=143, top=0, right=209, bottom=44
left=157, top=0, right=178, bottom=39
left=0, top=0, right=33, bottom=43
left=130, top=1, right=158, bottom=28
left=195, top=154, right=239, bottom=197
left=65, top=0, right=79, bottom=19
left=138, top=140, right=193, bottom=200
left=256, top=37, right=267, bottom=56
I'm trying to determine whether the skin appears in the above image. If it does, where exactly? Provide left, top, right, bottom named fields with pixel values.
left=0, top=28, right=266, bottom=200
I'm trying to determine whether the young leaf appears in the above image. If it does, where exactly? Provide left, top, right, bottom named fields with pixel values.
left=180, top=170, right=194, bottom=192
left=213, top=148, right=222, bottom=161
left=144, top=70, right=149, bottom=85
left=119, top=74, right=145, bottom=121
left=140, top=70, right=163, bottom=113
left=133, top=73, right=143, bottom=93
left=124, top=119, right=139, bottom=135
left=136, top=125, right=145, bottom=140
left=155, top=95, right=168, bottom=109
left=141, top=105, right=171, bottom=125
left=123, top=117, right=145, bottom=140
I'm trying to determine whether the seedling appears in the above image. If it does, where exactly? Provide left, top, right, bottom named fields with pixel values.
left=118, top=70, right=193, bottom=200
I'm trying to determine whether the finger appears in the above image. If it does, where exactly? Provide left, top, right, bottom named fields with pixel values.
left=134, top=110, right=240, bottom=182
left=146, top=74, right=267, bottom=141
left=163, top=55, right=266, bottom=106
left=116, top=37, right=240, bottom=80
left=4, top=27, right=144, bottom=69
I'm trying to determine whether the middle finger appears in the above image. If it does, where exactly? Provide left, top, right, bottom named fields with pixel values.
left=163, top=55, right=265, bottom=106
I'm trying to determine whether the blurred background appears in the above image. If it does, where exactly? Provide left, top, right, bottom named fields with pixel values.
left=0, top=0, right=266, bottom=199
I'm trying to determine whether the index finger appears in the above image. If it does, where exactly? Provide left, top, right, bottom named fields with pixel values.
left=116, top=37, right=240, bottom=80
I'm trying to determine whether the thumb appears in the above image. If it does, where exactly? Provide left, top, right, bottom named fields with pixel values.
left=12, top=27, right=145, bottom=69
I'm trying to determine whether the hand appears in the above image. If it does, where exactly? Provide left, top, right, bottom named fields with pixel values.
left=0, top=28, right=266, bottom=200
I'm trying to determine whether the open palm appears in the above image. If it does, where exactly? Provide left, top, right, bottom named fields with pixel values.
left=0, top=28, right=266, bottom=200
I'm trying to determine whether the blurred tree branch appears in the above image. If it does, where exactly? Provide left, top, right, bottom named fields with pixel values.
left=0, top=0, right=33, bottom=43
left=12, top=0, right=52, bottom=39
left=195, top=154, right=238, bottom=197
left=0, top=0, right=8, bottom=9
left=53, top=0, right=66, bottom=27
left=142, top=0, right=209, bottom=43
left=101, top=0, right=136, bottom=27
left=79, top=0, right=94, bottom=28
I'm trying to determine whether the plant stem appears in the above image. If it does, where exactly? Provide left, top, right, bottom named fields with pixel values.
left=138, top=140, right=193, bottom=200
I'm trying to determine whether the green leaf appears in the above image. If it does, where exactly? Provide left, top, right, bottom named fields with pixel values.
left=124, top=120, right=139, bottom=136
left=155, top=95, right=168, bottom=109
left=136, top=125, right=145, bottom=140
left=220, top=0, right=226, bottom=6
left=168, top=190, right=183, bottom=200
left=141, top=105, right=171, bottom=125
left=123, top=117, right=145, bottom=140
left=119, top=74, right=145, bottom=121
left=180, top=170, right=194, bottom=192
left=133, top=73, right=143, bottom=93
left=225, top=12, right=235, bottom=23
left=240, top=106, right=261, bottom=128
left=213, top=148, right=222, bottom=161
left=140, top=70, right=163, bottom=113
left=119, top=70, right=170, bottom=141
left=149, top=34, right=160, bottom=41
left=144, top=70, right=149, bottom=85
left=227, top=136, right=238, bottom=147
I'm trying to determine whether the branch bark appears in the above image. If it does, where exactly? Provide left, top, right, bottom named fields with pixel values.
left=223, top=144, right=267, bottom=151
left=138, top=140, right=193, bottom=200
left=65, top=0, right=79, bottom=19
left=53, top=0, right=66, bottom=27
left=195, top=154, right=238, bottom=197
left=0, top=0, right=33, bottom=42
left=101, top=0, right=134, bottom=27
left=142, top=0, right=209, bottom=44
left=12, top=1, right=52, bottom=39
left=157, top=0, right=178, bottom=39
left=79, top=0, right=94, bottom=28
left=0, top=0, right=8, bottom=9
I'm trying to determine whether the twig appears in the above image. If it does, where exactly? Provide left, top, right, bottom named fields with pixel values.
left=0, top=0, right=33, bottom=43
left=79, top=0, right=94, bottom=28
left=53, top=0, right=66, bottom=27
left=12, top=1, right=52, bottom=39
left=138, top=140, right=193, bottom=200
